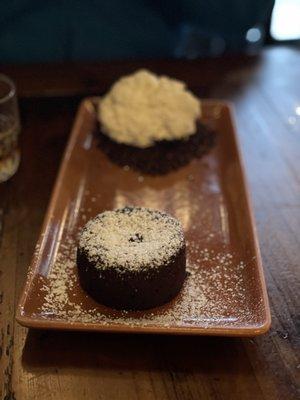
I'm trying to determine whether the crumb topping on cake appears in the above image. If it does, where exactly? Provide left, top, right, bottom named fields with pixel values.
left=98, top=69, right=201, bottom=148
left=78, top=206, right=185, bottom=272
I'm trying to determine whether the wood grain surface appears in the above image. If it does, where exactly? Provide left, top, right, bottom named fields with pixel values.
left=0, top=45, right=299, bottom=400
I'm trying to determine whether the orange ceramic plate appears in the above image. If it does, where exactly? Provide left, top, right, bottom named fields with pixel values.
left=16, top=98, right=271, bottom=336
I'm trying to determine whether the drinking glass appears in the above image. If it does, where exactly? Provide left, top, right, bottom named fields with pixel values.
left=0, top=74, right=21, bottom=182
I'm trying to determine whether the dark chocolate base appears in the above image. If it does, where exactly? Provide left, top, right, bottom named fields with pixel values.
left=97, top=122, right=215, bottom=175
left=77, top=246, right=186, bottom=310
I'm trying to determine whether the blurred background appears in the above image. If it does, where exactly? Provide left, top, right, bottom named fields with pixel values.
left=1, top=0, right=299, bottom=63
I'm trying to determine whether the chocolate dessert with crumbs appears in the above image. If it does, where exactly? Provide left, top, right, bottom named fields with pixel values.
left=77, top=206, right=186, bottom=310
left=97, top=69, right=215, bottom=174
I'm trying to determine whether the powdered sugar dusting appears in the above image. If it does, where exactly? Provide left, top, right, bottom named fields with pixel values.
left=79, top=207, right=184, bottom=272
left=38, top=232, right=254, bottom=328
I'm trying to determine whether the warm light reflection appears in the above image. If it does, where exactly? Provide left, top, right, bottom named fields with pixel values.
left=170, top=181, right=192, bottom=230
left=67, top=175, right=86, bottom=231
left=38, top=206, right=69, bottom=276
left=219, top=201, right=229, bottom=244
left=113, top=180, right=193, bottom=231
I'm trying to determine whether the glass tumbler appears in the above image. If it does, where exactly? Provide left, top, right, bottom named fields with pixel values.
left=0, top=74, right=21, bottom=182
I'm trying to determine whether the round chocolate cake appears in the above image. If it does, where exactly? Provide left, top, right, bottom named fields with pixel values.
left=97, top=121, right=215, bottom=175
left=77, top=206, right=186, bottom=310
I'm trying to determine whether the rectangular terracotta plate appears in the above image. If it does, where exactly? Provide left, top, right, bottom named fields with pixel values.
left=16, top=97, right=271, bottom=336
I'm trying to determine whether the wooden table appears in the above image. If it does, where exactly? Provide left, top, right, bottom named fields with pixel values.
left=0, top=45, right=299, bottom=400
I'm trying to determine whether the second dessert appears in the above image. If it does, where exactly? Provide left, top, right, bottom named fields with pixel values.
left=97, top=69, right=214, bottom=174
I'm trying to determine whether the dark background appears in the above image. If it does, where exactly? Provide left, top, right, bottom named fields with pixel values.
left=0, top=0, right=275, bottom=63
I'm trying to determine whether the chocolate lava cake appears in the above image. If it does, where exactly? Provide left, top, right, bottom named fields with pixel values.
left=77, top=207, right=186, bottom=310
